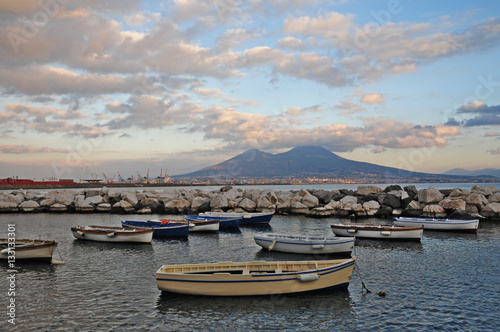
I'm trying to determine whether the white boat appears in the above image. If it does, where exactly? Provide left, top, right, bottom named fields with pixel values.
left=158, top=218, right=219, bottom=232
left=393, top=217, right=479, bottom=232
left=0, top=239, right=57, bottom=262
left=254, top=233, right=354, bottom=255
left=156, top=258, right=355, bottom=296
left=71, top=225, right=153, bottom=243
left=188, top=219, right=219, bottom=232
left=199, top=211, right=274, bottom=225
left=331, top=224, right=423, bottom=242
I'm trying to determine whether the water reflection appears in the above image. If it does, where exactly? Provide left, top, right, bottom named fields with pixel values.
left=156, top=289, right=356, bottom=330
left=353, top=239, right=424, bottom=252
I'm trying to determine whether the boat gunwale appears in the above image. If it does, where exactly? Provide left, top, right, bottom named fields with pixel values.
left=156, top=259, right=355, bottom=282
left=71, top=226, right=153, bottom=236
left=330, top=224, right=423, bottom=232
left=254, top=234, right=355, bottom=246
left=121, top=221, right=189, bottom=230
left=393, top=217, right=479, bottom=225
left=0, top=239, right=57, bottom=251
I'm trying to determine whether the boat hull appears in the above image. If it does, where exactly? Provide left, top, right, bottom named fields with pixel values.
left=189, top=220, right=219, bottom=232
left=393, top=217, right=479, bottom=232
left=0, top=239, right=56, bottom=262
left=121, top=221, right=189, bottom=237
left=199, top=212, right=274, bottom=225
left=254, top=233, right=354, bottom=255
left=71, top=226, right=153, bottom=243
left=184, top=215, right=242, bottom=228
left=156, top=258, right=355, bottom=296
left=331, top=224, right=423, bottom=241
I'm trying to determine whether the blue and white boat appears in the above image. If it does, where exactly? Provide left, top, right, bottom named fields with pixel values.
left=198, top=211, right=274, bottom=225
left=121, top=220, right=189, bottom=237
left=184, top=215, right=242, bottom=228
left=393, top=217, right=479, bottom=232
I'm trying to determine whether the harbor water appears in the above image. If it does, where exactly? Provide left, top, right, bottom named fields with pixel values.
left=1, top=213, right=499, bottom=331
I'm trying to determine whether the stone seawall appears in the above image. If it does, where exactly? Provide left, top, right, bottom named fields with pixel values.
left=1, top=184, right=500, bottom=220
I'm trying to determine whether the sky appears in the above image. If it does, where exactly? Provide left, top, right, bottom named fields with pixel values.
left=1, top=0, right=500, bottom=181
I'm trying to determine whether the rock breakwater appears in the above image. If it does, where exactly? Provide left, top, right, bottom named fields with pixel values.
left=1, top=184, right=500, bottom=220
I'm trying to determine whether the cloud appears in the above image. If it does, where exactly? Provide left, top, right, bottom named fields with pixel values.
left=487, top=147, right=500, bottom=155
left=449, top=102, right=500, bottom=127
left=485, top=132, right=500, bottom=137
left=0, top=103, right=114, bottom=138
left=277, top=36, right=305, bottom=50
left=360, top=92, right=385, bottom=104
left=335, top=100, right=364, bottom=115
left=0, top=144, right=70, bottom=154
left=371, top=147, right=386, bottom=154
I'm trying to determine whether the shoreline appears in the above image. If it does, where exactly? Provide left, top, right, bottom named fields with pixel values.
left=1, top=184, right=499, bottom=220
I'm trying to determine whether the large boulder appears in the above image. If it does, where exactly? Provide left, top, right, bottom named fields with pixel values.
left=363, top=200, right=380, bottom=216
left=210, top=194, right=229, bottom=210
left=123, top=192, right=139, bottom=206
left=417, top=187, right=444, bottom=203
left=471, top=184, right=497, bottom=196
left=357, top=185, right=382, bottom=196
left=404, top=185, right=418, bottom=198
left=191, top=197, right=210, bottom=211
left=488, top=192, right=500, bottom=203
left=19, top=200, right=41, bottom=212
left=383, top=185, right=402, bottom=192
left=340, top=195, right=357, bottom=209
left=84, top=195, right=104, bottom=205
left=405, top=200, right=423, bottom=216
left=0, top=201, right=19, bottom=212
left=308, top=207, right=335, bottom=217
left=46, top=190, right=75, bottom=206
left=423, top=204, right=447, bottom=218
left=96, top=203, right=112, bottom=212
left=448, top=209, right=475, bottom=220
left=310, top=190, right=333, bottom=204
left=466, top=193, right=488, bottom=209
left=448, top=189, right=470, bottom=200
left=439, top=199, right=466, bottom=211
left=290, top=201, right=309, bottom=214
left=301, top=191, right=319, bottom=208
left=50, top=203, right=67, bottom=212
left=382, top=194, right=401, bottom=209
left=480, top=203, right=500, bottom=218
left=108, top=188, right=123, bottom=199
left=238, top=197, right=257, bottom=211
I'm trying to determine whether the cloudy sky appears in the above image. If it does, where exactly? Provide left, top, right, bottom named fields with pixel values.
left=1, top=0, right=500, bottom=181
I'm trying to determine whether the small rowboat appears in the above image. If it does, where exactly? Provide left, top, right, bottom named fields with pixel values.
left=393, top=217, right=479, bottom=232
left=254, top=233, right=354, bottom=255
left=184, top=215, right=242, bottom=228
left=121, top=220, right=189, bottom=237
left=331, top=224, right=423, bottom=242
left=160, top=219, right=220, bottom=233
left=0, top=239, right=57, bottom=262
left=155, top=258, right=355, bottom=296
left=198, top=211, right=274, bottom=225
left=71, top=225, right=153, bottom=243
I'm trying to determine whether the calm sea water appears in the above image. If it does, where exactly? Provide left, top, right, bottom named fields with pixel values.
left=1, top=213, right=499, bottom=331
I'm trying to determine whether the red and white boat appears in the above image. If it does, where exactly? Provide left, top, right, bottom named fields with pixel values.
left=71, top=225, right=153, bottom=243
left=331, top=224, right=423, bottom=242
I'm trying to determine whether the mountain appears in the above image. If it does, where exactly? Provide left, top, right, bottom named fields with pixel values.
left=443, top=168, right=500, bottom=178
left=174, top=146, right=498, bottom=183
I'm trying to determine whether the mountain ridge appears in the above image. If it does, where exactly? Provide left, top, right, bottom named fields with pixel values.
left=174, top=146, right=498, bottom=182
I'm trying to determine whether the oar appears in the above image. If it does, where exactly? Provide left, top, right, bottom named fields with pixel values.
left=268, top=239, right=277, bottom=251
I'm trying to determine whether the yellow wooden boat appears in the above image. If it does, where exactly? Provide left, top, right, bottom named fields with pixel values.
left=156, top=258, right=355, bottom=296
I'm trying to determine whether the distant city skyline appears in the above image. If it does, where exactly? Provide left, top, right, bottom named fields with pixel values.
left=1, top=1, right=500, bottom=180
